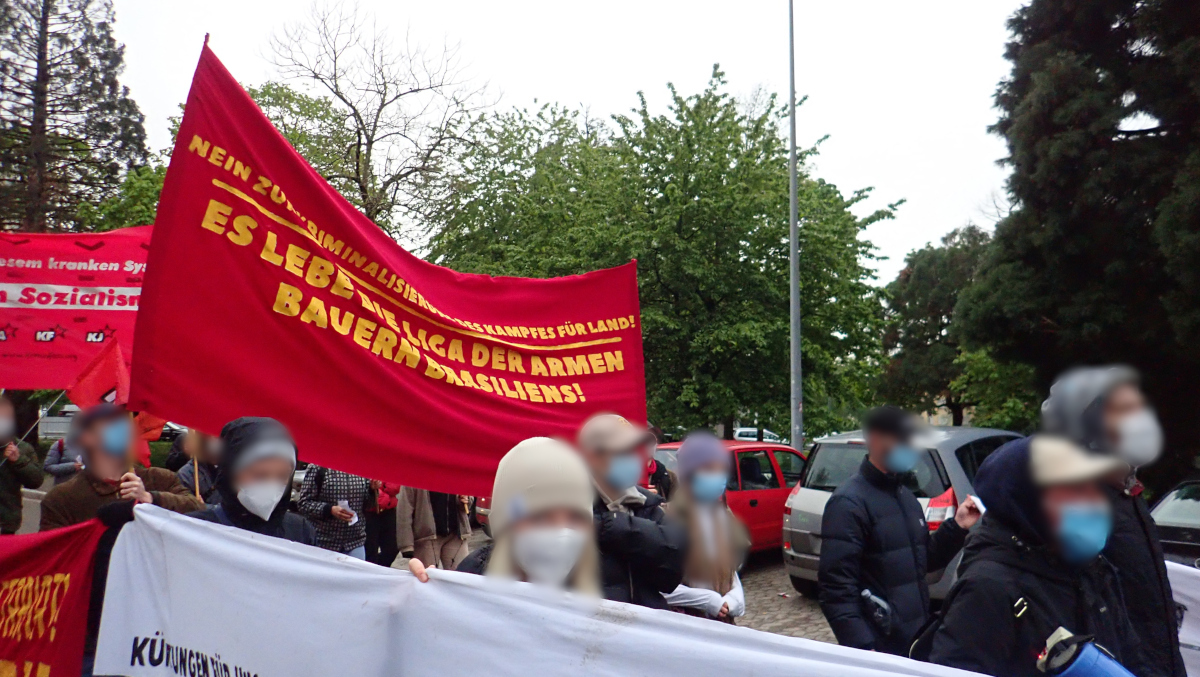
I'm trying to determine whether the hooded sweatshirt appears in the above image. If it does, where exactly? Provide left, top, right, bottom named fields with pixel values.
left=929, top=437, right=1142, bottom=677
left=188, top=417, right=314, bottom=545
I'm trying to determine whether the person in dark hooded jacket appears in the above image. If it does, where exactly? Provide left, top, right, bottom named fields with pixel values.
left=929, top=435, right=1143, bottom=677
left=818, top=407, right=980, bottom=655
left=1041, top=365, right=1185, bottom=677
left=188, top=417, right=314, bottom=545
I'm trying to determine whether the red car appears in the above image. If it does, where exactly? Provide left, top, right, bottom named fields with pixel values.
left=474, top=440, right=806, bottom=552
left=655, top=440, right=806, bottom=552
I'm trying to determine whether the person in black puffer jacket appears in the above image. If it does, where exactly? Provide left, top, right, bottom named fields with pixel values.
left=818, top=407, right=980, bottom=655
left=188, top=417, right=314, bottom=545
left=929, top=436, right=1143, bottom=677
left=1041, top=366, right=1185, bottom=677
left=577, top=414, right=687, bottom=609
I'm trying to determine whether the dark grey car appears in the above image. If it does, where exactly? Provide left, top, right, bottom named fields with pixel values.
left=782, top=426, right=1020, bottom=599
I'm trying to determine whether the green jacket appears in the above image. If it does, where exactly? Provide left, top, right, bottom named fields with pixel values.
left=1, top=440, right=44, bottom=532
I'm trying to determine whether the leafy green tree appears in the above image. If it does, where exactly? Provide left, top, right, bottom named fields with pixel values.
left=955, top=0, right=1200, bottom=485
left=949, top=350, right=1041, bottom=434
left=77, top=164, right=165, bottom=231
left=425, top=69, right=890, bottom=438
left=0, top=0, right=147, bottom=231
left=879, top=225, right=990, bottom=425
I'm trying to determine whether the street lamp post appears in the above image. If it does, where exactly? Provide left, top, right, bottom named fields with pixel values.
left=788, top=0, right=804, bottom=450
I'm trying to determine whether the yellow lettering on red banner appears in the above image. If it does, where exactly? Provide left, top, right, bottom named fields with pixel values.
left=227, top=215, right=257, bottom=246
left=352, top=317, right=377, bottom=350
left=273, top=283, right=301, bottom=316
left=261, top=231, right=284, bottom=266
left=0, top=572, right=70, bottom=642
left=200, top=199, right=231, bottom=234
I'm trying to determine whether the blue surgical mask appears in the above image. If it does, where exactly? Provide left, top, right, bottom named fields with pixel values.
left=606, top=454, right=643, bottom=491
left=99, top=419, right=132, bottom=457
left=691, top=471, right=728, bottom=503
left=885, top=445, right=918, bottom=474
left=1057, top=501, right=1112, bottom=564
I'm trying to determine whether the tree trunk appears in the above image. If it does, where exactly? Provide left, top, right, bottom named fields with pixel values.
left=722, top=415, right=735, bottom=440
left=756, top=425, right=764, bottom=441
left=23, top=0, right=53, bottom=232
left=948, top=402, right=965, bottom=427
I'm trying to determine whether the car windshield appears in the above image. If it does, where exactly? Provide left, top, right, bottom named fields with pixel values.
left=1153, top=483, right=1200, bottom=528
left=803, top=443, right=866, bottom=491
left=802, top=442, right=948, bottom=498
left=653, top=447, right=678, bottom=473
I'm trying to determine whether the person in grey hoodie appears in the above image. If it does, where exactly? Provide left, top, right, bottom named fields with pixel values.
left=44, top=418, right=83, bottom=485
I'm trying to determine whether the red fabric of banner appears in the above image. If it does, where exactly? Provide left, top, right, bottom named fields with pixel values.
left=0, top=226, right=151, bottom=389
left=0, top=519, right=107, bottom=677
left=130, top=45, right=646, bottom=495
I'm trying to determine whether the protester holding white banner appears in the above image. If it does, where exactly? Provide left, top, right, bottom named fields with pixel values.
left=189, top=417, right=314, bottom=545
left=426, top=436, right=600, bottom=593
left=662, top=431, right=749, bottom=623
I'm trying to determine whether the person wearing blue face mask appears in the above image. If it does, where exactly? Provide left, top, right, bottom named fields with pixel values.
left=818, top=406, right=981, bottom=655
left=661, top=432, right=749, bottom=623
left=577, top=413, right=687, bottom=610
left=39, top=404, right=203, bottom=531
left=926, top=436, right=1144, bottom=677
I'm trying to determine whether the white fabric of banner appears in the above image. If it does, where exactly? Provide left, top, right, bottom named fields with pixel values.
left=95, top=505, right=982, bottom=677
left=1168, top=561, right=1200, bottom=676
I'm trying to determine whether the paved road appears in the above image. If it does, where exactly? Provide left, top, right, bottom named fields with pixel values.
left=738, top=550, right=835, bottom=642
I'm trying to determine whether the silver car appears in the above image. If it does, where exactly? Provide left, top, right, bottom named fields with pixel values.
left=782, top=426, right=1020, bottom=599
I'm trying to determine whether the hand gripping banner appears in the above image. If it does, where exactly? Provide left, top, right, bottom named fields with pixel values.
left=0, top=226, right=150, bottom=389
left=129, top=44, right=646, bottom=495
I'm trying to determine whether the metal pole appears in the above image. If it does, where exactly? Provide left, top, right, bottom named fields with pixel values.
left=788, top=0, right=804, bottom=450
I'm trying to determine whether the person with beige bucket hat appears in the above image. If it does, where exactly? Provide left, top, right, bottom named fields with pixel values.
left=409, top=437, right=601, bottom=593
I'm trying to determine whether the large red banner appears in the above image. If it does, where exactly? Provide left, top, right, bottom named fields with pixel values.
left=0, top=520, right=107, bottom=677
left=130, top=45, right=646, bottom=495
left=0, top=227, right=150, bottom=389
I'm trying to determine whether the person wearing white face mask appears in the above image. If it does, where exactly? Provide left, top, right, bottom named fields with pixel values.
left=188, top=417, right=314, bottom=545
left=661, top=432, right=749, bottom=623
left=409, top=437, right=601, bottom=595
left=1042, top=366, right=1183, bottom=677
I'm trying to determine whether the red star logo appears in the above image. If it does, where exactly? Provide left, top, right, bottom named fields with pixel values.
left=101, top=324, right=117, bottom=340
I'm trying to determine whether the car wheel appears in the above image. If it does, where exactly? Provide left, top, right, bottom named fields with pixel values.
left=790, top=575, right=817, bottom=597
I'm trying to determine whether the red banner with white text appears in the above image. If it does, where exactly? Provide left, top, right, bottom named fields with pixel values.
left=130, top=45, right=646, bottom=495
left=0, top=227, right=150, bottom=389
left=0, top=520, right=107, bottom=677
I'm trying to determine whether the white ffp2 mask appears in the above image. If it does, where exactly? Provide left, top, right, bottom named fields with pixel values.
left=237, top=480, right=288, bottom=520
left=511, top=527, right=586, bottom=587
left=1117, top=409, right=1163, bottom=468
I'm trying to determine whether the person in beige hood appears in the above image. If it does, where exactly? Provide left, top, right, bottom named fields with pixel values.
left=409, top=437, right=600, bottom=594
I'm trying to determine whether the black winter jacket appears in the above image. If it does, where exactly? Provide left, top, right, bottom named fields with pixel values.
left=1103, top=484, right=1185, bottom=677
left=929, top=517, right=1140, bottom=677
left=594, top=487, right=687, bottom=609
left=817, top=457, right=967, bottom=654
left=187, top=417, right=314, bottom=546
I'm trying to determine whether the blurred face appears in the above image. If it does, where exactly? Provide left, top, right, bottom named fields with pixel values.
left=688, top=459, right=730, bottom=503
left=1103, top=383, right=1147, bottom=444
left=232, top=456, right=294, bottom=492
left=865, top=430, right=898, bottom=463
left=0, top=400, right=15, bottom=441
left=79, top=417, right=128, bottom=479
left=584, top=444, right=644, bottom=492
left=511, top=507, right=592, bottom=534
left=1042, top=482, right=1107, bottom=531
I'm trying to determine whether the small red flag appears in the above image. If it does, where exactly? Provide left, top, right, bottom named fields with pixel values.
left=66, top=339, right=129, bottom=408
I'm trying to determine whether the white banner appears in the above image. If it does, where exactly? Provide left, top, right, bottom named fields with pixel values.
left=1168, top=561, right=1200, bottom=676
left=96, top=506, right=980, bottom=677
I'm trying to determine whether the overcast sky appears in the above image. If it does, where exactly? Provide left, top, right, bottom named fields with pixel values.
left=112, top=0, right=1026, bottom=284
